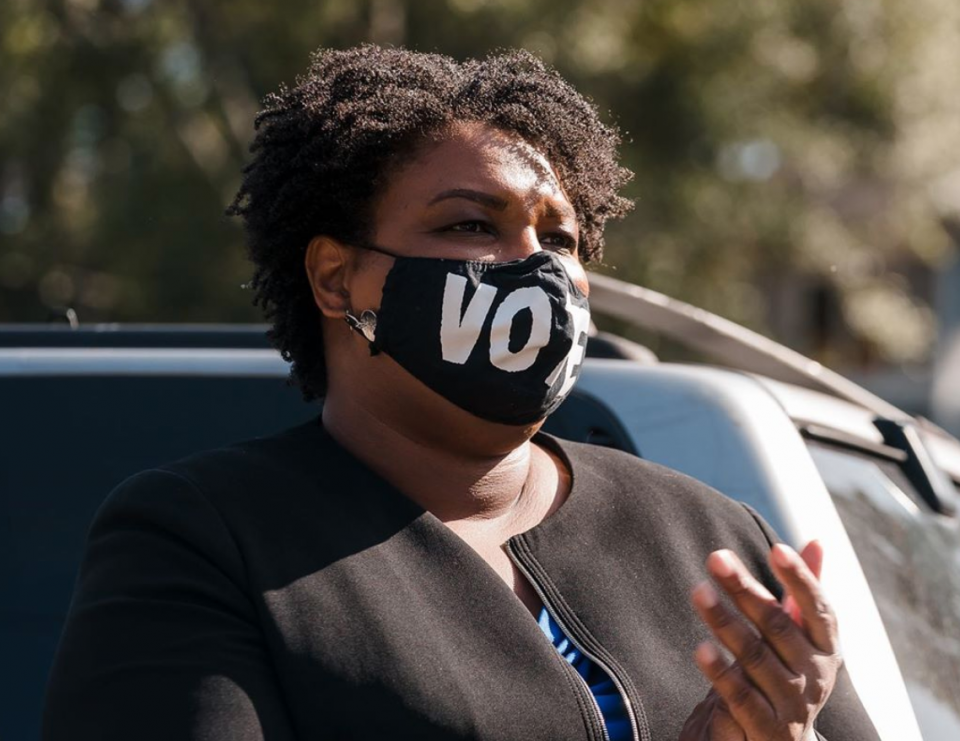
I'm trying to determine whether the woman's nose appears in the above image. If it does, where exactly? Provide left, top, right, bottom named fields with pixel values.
left=500, top=227, right=542, bottom=261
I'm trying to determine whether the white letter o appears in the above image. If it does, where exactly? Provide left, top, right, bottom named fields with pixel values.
left=488, top=287, right=552, bottom=372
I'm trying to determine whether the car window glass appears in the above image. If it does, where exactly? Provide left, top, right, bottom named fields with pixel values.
left=0, top=374, right=316, bottom=741
left=807, top=442, right=960, bottom=740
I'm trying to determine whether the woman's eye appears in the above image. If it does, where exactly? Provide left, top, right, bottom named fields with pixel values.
left=442, top=222, right=577, bottom=253
left=447, top=221, right=492, bottom=235
left=542, top=233, right=578, bottom=254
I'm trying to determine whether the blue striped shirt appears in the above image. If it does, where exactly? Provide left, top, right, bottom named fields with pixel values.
left=537, top=605, right=631, bottom=740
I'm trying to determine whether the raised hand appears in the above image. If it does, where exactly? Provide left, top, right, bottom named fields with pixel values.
left=679, top=542, right=840, bottom=741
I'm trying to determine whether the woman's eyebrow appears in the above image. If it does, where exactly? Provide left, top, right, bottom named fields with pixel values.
left=427, top=188, right=576, bottom=222
left=544, top=201, right=577, bottom=221
left=427, top=189, right=509, bottom=210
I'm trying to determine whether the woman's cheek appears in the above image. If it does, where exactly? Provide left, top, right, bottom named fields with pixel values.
left=560, top=255, right=590, bottom=297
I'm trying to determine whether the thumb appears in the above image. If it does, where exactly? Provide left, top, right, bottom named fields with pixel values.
left=710, top=698, right=747, bottom=741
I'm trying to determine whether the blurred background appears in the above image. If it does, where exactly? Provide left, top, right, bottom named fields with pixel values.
left=1, top=0, right=958, bottom=433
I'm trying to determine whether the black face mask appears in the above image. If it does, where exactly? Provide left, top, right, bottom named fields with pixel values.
left=344, top=243, right=591, bottom=426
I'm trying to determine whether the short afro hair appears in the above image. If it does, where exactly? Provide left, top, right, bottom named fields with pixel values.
left=228, top=44, right=633, bottom=402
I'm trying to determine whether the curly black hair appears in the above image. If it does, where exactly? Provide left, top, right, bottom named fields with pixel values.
left=227, top=44, right=634, bottom=401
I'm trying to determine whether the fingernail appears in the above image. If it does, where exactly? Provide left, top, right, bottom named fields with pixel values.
left=692, top=582, right=718, bottom=609
left=696, top=642, right=719, bottom=665
left=772, top=544, right=795, bottom=568
left=710, top=550, right=736, bottom=578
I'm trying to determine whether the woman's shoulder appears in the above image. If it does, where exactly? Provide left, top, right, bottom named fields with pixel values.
left=543, top=433, right=781, bottom=552
left=537, top=433, right=784, bottom=598
left=547, top=433, right=754, bottom=514
left=156, top=414, right=331, bottom=485
left=96, top=415, right=351, bottom=533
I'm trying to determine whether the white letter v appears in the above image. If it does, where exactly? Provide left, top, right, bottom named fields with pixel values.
left=440, top=274, right=497, bottom=364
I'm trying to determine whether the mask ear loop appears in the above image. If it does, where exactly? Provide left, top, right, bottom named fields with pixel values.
left=342, top=240, right=396, bottom=355
left=344, top=308, right=381, bottom=355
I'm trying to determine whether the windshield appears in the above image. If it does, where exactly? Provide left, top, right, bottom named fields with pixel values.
left=807, top=441, right=960, bottom=740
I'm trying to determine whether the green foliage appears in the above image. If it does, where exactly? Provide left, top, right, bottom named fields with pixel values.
left=1, top=0, right=957, bottom=367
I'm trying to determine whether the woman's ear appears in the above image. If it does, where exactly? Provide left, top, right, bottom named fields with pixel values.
left=305, top=235, right=353, bottom=318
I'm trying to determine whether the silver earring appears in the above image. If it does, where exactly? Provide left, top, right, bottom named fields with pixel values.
left=344, top=309, right=378, bottom=343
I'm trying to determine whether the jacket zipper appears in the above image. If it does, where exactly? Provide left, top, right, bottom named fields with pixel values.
left=506, top=541, right=610, bottom=741
left=506, top=538, right=645, bottom=741
left=574, top=666, right=611, bottom=741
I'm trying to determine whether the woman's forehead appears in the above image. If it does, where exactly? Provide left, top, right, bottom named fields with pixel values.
left=382, top=122, right=573, bottom=213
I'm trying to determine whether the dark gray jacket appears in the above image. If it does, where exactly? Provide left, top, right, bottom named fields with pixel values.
left=43, top=416, right=878, bottom=740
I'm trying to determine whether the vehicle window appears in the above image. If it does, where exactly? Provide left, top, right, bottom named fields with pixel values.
left=807, top=441, right=960, bottom=740
left=0, top=374, right=316, bottom=741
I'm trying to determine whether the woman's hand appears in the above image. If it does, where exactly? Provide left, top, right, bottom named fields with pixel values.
left=678, top=688, right=746, bottom=741
left=679, top=541, right=841, bottom=741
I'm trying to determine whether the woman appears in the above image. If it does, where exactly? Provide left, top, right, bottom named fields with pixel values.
left=43, top=46, right=878, bottom=741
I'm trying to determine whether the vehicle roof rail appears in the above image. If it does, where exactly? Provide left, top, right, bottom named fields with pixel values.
left=585, top=331, right=658, bottom=363
left=587, top=271, right=910, bottom=422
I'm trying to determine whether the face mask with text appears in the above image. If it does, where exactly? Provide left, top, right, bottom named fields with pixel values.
left=347, top=244, right=590, bottom=426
